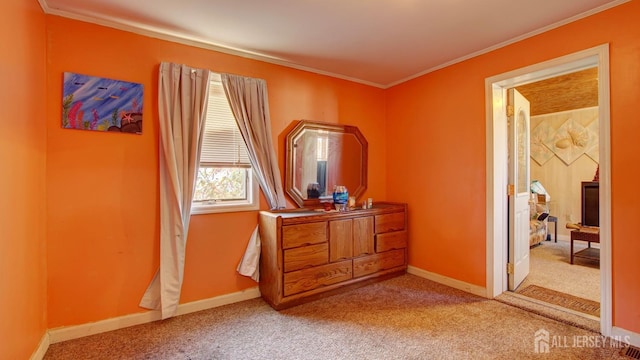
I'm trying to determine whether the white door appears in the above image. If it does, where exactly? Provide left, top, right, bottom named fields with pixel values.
left=507, top=88, right=531, bottom=291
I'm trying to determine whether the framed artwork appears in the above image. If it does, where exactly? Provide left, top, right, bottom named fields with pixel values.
left=530, top=122, right=554, bottom=166
left=544, top=118, right=590, bottom=166
left=62, top=72, right=143, bottom=134
left=585, top=118, right=599, bottom=163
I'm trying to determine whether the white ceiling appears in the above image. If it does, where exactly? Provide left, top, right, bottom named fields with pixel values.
left=40, top=0, right=625, bottom=88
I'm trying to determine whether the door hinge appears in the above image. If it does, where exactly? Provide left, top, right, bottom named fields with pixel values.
left=507, top=184, right=515, bottom=196
left=506, top=105, right=514, bottom=117
left=507, top=262, right=514, bottom=274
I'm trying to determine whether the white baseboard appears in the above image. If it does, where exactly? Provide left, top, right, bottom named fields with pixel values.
left=407, top=265, right=487, bottom=298
left=611, top=326, right=640, bottom=348
left=30, top=332, right=50, bottom=360
left=174, top=286, right=261, bottom=316
left=48, top=286, right=261, bottom=344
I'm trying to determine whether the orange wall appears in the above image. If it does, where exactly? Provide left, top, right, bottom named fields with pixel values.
left=0, top=0, right=47, bottom=358
left=45, top=16, right=387, bottom=328
left=40, top=0, right=640, bottom=337
left=386, top=1, right=640, bottom=332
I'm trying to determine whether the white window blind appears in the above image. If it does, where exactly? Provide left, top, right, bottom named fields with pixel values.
left=200, top=77, right=250, bottom=166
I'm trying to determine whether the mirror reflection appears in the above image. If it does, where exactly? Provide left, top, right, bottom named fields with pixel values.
left=285, top=121, right=367, bottom=207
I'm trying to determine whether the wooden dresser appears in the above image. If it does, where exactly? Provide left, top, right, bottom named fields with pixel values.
left=258, top=202, right=407, bottom=309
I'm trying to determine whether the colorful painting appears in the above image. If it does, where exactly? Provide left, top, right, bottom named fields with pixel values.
left=62, top=72, right=143, bottom=134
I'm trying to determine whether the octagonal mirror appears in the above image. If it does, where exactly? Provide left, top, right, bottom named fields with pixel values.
left=285, top=120, right=368, bottom=208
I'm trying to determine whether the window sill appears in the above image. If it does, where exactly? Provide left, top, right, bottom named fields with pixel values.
left=191, top=202, right=259, bottom=215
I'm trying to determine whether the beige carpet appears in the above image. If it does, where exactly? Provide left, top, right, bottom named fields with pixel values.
left=520, top=240, right=600, bottom=302
left=494, top=240, right=602, bottom=333
left=44, top=274, right=627, bottom=360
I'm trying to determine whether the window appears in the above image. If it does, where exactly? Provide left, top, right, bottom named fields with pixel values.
left=191, top=74, right=258, bottom=214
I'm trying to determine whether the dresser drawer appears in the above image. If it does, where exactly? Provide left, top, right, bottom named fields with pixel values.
left=376, top=230, right=407, bottom=253
left=283, top=260, right=353, bottom=297
left=375, top=212, right=405, bottom=233
left=284, top=243, right=329, bottom=272
left=353, top=249, right=405, bottom=278
left=282, top=222, right=327, bottom=249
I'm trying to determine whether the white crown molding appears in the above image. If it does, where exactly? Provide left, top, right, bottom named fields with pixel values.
left=36, top=0, right=46, bottom=12
left=407, top=265, right=487, bottom=298
left=37, top=0, right=385, bottom=89
left=37, top=0, right=629, bottom=89
left=48, top=286, right=260, bottom=344
left=384, top=0, right=630, bottom=88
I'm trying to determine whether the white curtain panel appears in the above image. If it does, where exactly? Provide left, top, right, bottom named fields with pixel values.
left=221, top=74, right=286, bottom=281
left=221, top=74, right=286, bottom=209
left=139, top=63, right=211, bottom=319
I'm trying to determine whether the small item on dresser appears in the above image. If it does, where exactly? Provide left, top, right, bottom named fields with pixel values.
left=306, top=182, right=320, bottom=199
left=332, top=185, right=349, bottom=210
left=367, top=198, right=373, bottom=209
left=362, top=201, right=367, bottom=209
left=348, top=196, right=356, bottom=209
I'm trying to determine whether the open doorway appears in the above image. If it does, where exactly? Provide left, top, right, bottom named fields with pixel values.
left=484, top=44, right=612, bottom=336
left=510, top=68, right=600, bottom=319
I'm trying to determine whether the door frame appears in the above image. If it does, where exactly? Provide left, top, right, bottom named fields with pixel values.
left=484, top=44, right=612, bottom=335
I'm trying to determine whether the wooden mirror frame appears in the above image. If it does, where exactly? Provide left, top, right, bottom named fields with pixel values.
left=285, top=120, right=368, bottom=208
